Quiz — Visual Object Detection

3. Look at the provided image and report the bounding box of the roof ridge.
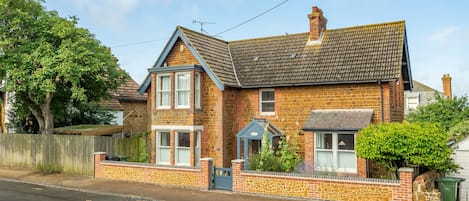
[326,20,406,32]
[176,25,228,43]
[228,32,308,43]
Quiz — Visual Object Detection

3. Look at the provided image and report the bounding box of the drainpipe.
[378,80,384,123]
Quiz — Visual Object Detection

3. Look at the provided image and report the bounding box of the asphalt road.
[0,179,152,201]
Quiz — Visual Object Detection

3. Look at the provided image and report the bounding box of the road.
[0,179,152,201]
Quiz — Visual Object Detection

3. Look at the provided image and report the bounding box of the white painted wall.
[451,138,469,201]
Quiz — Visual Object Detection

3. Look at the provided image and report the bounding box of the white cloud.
[71,0,140,31]
[428,25,462,43]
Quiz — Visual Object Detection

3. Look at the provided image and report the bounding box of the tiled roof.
[177,21,406,88]
[303,109,373,131]
[102,78,147,110]
[179,26,239,87]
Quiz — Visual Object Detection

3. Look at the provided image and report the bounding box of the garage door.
[452,150,469,201]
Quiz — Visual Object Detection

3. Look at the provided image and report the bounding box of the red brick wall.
[122,101,147,135]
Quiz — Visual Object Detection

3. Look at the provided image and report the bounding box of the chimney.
[441,74,452,98]
[307,6,327,42]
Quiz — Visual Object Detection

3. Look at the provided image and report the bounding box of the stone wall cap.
[94,152,107,155]
[232,159,245,163]
[398,167,414,172]
[200,158,213,161]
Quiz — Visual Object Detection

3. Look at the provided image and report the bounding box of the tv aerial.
[192,20,215,34]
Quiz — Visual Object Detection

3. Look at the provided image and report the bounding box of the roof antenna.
[192,20,215,34]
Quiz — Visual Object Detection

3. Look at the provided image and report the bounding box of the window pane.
[178,91,190,106]
[159,132,170,146]
[177,74,189,90]
[161,92,170,106]
[177,148,190,164]
[316,133,332,149]
[159,148,170,163]
[338,134,354,150]
[261,91,274,101]
[161,76,170,90]
[178,132,190,147]
[316,150,333,170]
[261,102,274,112]
[338,151,356,170]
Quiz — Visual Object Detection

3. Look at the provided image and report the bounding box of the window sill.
[156,106,171,110]
[260,112,275,116]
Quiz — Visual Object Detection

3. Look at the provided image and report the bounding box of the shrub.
[36,163,62,174]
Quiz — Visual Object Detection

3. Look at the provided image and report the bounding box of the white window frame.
[406,96,419,111]
[195,72,201,109]
[194,131,201,167]
[175,131,191,166]
[314,132,356,173]
[156,74,171,109]
[259,88,275,116]
[175,72,191,109]
[156,131,171,165]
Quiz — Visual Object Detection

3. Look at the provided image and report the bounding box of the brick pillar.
[232,159,244,193]
[150,130,156,164]
[397,167,414,201]
[303,132,314,173]
[94,152,106,178]
[199,158,213,190]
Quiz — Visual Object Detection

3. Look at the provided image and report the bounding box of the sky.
[43,0,469,96]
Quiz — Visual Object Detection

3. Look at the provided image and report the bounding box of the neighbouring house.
[404,74,452,115]
[139,6,412,177]
[103,78,148,136]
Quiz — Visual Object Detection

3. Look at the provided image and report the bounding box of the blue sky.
[43,0,469,96]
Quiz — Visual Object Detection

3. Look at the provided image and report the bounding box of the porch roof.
[236,118,283,140]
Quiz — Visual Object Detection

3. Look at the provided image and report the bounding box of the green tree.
[356,122,456,179]
[448,120,469,141]
[0,0,128,134]
[406,94,469,131]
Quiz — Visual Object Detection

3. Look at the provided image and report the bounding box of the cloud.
[71,0,140,31]
[428,25,462,43]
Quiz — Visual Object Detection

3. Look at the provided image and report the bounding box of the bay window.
[157,131,170,165]
[315,132,356,173]
[195,73,201,109]
[176,132,190,166]
[156,74,171,109]
[175,72,190,108]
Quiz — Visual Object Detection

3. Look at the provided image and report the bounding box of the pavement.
[0,167,295,201]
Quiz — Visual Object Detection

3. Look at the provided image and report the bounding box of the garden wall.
[94,152,211,189]
[232,160,413,201]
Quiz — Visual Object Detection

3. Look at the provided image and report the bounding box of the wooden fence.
[0,134,147,176]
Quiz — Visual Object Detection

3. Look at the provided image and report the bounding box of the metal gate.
[212,166,232,191]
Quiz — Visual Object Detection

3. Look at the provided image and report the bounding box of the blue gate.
[211,166,232,191]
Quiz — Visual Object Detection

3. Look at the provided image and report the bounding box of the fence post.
[398,167,414,201]
[231,159,244,193]
[200,158,213,190]
[94,152,107,178]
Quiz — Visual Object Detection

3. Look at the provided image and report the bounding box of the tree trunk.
[40,92,54,134]
[27,92,54,134]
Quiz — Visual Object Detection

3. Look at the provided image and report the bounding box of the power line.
[111,38,169,48]
[214,0,289,37]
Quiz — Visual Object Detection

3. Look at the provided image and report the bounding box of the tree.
[406,94,469,131]
[448,120,469,141]
[356,122,456,179]
[0,0,128,134]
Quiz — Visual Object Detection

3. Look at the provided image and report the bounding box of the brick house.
[139,6,412,177]
[104,78,148,136]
